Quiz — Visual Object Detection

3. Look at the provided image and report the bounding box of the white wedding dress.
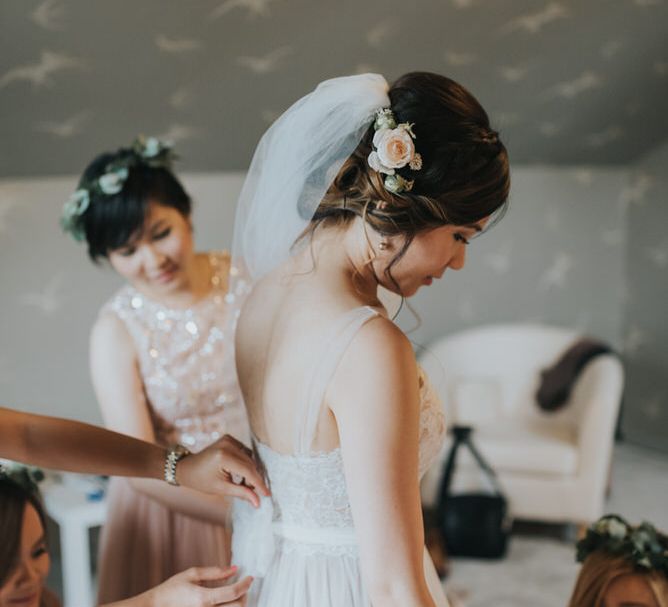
[233,306,449,606]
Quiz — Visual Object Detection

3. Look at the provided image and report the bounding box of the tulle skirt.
[247,541,449,607]
[96,478,231,603]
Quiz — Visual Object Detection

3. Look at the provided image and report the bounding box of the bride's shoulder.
[339,314,416,380]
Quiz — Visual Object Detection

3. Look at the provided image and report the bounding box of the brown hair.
[568,552,668,607]
[299,71,510,290]
[0,477,48,587]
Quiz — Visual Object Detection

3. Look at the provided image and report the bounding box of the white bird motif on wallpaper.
[545,207,561,231]
[654,61,668,76]
[573,169,594,185]
[642,395,664,422]
[157,124,198,144]
[31,0,65,31]
[0,51,84,89]
[366,19,397,49]
[19,275,65,316]
[211,0,275,19]
[646,241,668,269]
[236,46,292,74]
[501,2,568,34]
[619,172,653,208]
[624,325,648,355]
[549,71,603,99]
[457,295,476,322]
[493,111,520,127]
[539,122,561,137]
[0,358,10,386]
[34,111,91,138]
[155,35,203,53]
[499,65,529,82]
[585,125,623,148]
[261,109,281,124]
[0,198,19,233]
[539,252,573,290]
[600,40,623,60]
[169,86,195,110]
[601,228,624,247]
[354,63,380,75]
[484,242,512,275]
[444,50,477,67]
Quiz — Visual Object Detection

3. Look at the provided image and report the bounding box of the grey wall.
[621,143,668,451]
[2,0,668,175]
[397,166,629,348]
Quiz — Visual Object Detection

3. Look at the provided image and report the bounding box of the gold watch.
[164,444,191,486]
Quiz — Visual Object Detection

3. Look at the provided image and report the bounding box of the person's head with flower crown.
[299,71,510,299]
[61,136,202,301]
[568,515,668,607]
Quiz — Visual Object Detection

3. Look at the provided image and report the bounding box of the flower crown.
[61,135,175,242]
[367,108,422,194]
[576,514,668,577]
[0,460,44,495]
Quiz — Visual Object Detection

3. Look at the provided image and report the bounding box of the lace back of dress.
[294,306,378,454]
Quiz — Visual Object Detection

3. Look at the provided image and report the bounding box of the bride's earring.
[379,240,389,251]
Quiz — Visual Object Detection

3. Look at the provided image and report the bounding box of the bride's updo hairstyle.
[71,144,191,262]
[310,71,510,275]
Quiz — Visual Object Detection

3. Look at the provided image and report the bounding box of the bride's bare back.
[235,236,382,454]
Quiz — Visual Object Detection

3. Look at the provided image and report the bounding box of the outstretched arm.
[0,407,268,505]
[329,317,436,607]
[102,566,252,607]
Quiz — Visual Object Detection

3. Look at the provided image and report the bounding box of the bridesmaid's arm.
[0,408,267,505]
[89,313,240,523]
[330,317,436,607]
[100,566,252,607]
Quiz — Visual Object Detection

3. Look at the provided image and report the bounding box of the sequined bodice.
[101,252,248,451]
[257,367,446,534]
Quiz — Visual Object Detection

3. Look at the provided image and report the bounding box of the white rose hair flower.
[367,108,422,194]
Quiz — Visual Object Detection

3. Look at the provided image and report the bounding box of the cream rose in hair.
[368,126,416,175]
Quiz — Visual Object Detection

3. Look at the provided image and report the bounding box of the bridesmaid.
[60,137,249,603]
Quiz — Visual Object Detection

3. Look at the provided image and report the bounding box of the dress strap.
[295,306,379,454]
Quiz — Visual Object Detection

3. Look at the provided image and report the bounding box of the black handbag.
[437,425,512,559]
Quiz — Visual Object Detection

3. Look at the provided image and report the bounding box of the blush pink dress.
[95,251,249,604]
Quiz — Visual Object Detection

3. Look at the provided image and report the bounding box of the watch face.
[174,444,190,459]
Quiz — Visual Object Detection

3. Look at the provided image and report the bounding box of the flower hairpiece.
[61,135,175,242]
[576,514,668,577]
[367,108,422,194]
[0,460,44,495]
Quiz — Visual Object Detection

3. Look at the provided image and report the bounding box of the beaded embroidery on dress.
[232,306,448,606]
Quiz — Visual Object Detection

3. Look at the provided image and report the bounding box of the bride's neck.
[309,220,381,304]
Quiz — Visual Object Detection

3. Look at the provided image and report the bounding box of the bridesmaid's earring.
[379,240,389,251]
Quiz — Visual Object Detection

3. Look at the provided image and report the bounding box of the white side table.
[42,477,108,607]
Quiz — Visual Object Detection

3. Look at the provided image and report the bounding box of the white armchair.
[420,323,624,526]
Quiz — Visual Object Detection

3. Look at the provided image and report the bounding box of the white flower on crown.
[142,137,162,158]
[98,167,129,195]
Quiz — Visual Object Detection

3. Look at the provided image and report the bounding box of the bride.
[230,72,510,606]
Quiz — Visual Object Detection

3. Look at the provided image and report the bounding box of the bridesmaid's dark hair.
[76,149,192,262]
[0,477,48,586]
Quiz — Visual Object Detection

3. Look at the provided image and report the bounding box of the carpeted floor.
[442,442,668,607]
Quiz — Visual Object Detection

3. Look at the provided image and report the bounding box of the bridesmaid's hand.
[143,566,251,607]
[177,435,270,507]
